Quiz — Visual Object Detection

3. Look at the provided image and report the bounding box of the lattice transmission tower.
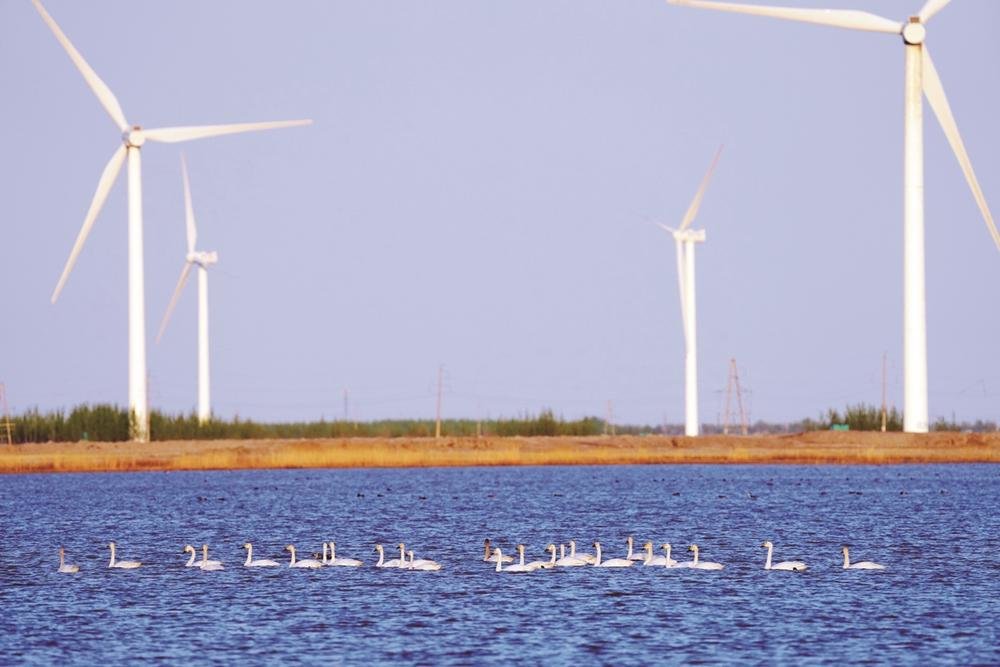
[723,359,749,435]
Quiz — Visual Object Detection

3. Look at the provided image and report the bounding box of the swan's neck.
[644,544,652,563]
[569,542,577,557]
[322,542,328,564]
[560,544,566,559]
[289,547,297,565]
[60,550,65,568]
[765,545,773,569]
[842,550,850,568]
[244,545,253,566]
[399,545,406,560]
[330,543,337,560]
[665,544,672,561]
[109,544,116,567]
[201,545,209,564]
[186,550,195,567]
[594,544,602,565]
[692,548,699,565]
[495,550,502,572]
[519,549,526,566]
[549,549,556,565]
[626,539,634,558]
[484,542,491,560]
[376,548,384,567]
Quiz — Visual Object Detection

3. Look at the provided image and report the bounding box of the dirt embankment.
[0,431,997,474]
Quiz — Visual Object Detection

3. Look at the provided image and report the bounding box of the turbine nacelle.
[673,228,706,244]
[902,18,926,45]
[187,250,219,267]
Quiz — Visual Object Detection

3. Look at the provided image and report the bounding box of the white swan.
[519,544,555,570]
[326,541,363,567]
[374,544,405,568]
[625,536,646,562]
[528,544,557,570]
[285,544,323,569]
[183,545,200,567]
[641,541,668,566]
[686,544,724,570]
[483,538,513,563]
[494,547,533,573]
[199,544,224,570]
[58,547,79,573]
[842,546,885,570]
[659,543,681,568]
[405,550,442,571]
[592,541,634,567]
[568,540,597,564]
[555,543,588,567]
[108,542,141,569]
[762,541,807,571]
[243,542,280,567]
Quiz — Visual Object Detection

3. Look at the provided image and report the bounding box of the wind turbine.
[33,0,312,441]
[659,145,724,437]
[668,0,1000,433]
[156,156,217,424]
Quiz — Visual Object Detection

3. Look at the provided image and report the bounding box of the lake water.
[1,464,998,664]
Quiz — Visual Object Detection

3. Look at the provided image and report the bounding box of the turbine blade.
[51,144,127,303]
[675,239,689,345]
[679,145,724,232]
[143,119,313,144]
[918,0,951,24]
[666,0,902,35]
[922,48,1000,252]
[156,262,194,343]
[31,0,129,131]
[181,154,197,254]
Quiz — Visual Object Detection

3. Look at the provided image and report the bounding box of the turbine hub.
[188,251,219,267]
[123,126,145,148]
[902,19,926,46]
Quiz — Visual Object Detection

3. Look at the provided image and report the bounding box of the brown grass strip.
[0,432,997,475]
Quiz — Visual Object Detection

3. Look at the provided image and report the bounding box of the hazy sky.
[1,1,998,426]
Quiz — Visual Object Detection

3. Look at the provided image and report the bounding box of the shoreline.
[1,431,997,474]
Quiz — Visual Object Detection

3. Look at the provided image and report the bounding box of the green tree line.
[1,403,993,444]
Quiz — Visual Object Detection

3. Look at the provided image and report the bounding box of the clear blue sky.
[1,1,997,426]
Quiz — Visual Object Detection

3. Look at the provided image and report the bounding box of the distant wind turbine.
[156,156,217,424]
[668,0,1000,433]
[659,145,724,437]
[33,0,312,440]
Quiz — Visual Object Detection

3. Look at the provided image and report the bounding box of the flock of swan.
[55,537,885,574]
[481,537,885,572]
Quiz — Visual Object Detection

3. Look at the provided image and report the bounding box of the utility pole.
[881,352,888,432]
[723,359,749,436]
[605,400,616,436]
[0,383,13,445]
[435,365,443,439]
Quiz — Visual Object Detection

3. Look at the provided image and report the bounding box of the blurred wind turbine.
[156,156,217,424]
[33,0,312,440]
[668,0,1000,433]
[659,145,724,437]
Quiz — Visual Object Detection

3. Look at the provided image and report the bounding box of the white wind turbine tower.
[156,156,217,424]
[33,0,312,441]
[659,145,724,437]
[668,0,1000,433]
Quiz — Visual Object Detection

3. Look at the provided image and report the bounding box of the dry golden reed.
[0,432,997,475]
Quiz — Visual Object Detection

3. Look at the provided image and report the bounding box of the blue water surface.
[1,464,998,665]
